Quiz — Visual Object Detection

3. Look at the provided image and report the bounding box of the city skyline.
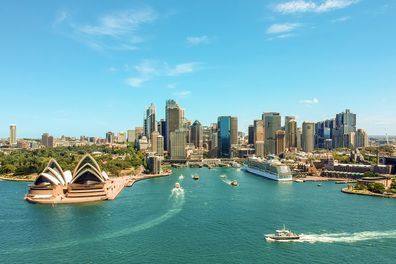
[1,0,396,137]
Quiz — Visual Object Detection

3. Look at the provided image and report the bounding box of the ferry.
[243,156,292,182]
[265,226,300,242]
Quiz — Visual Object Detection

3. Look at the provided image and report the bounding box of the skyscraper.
[333,109,357,148]
[156,135,164,156]
[284,116,295,147]
[150,131,160,153]
[144,103,157,139]
[218,116,232,158]
[302,122,315,153]
[170,129,187,160]
[248,125,254,145]
[287,119,297,149]
[106,132,114,144]
[41,133,49,147]
[275,130,286,155]
[355,128,369,148]
[117,132,126,144]
[166,99,183,151]
[190,120,203,149]
[263,112,281,155]
[9,124,16,146]
[127,129,136,143]
[230,117,238,145]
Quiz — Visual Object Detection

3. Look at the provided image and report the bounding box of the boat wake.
[297,230,396,244]
[220,174,232,185]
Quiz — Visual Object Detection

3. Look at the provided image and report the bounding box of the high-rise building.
[158,119,166,137]
[144,103,157,139]
[166,99,183,151]
[106,132,114,144]
[156,135,164,156]
[150,131,160,153]
[284,116,295,147]
[48,136,54,148]
[230,117,238,145]
[135,127,144,140]
[202,126,211,150]
[147,155,163,174]
[333,109,357,148]
[127,130,135,143]
[297,127,302,150]
[255,141,265,158]
[263,112,281,155]
[275,130,286,155]
[302,122,315,153]
[287,119,297,149]
[355,129,369,149]
[41,133,49,147]
[248,125,254,145]
[315,121,332,148]
[170,129,187,160]
[344,132,356,149]
[218,116,232,158]
[117,132,126,144]
[190,120,203,149]
[9,124,16,146]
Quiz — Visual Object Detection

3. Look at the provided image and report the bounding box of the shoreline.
[341,188,396,199]
[294,176,353,182]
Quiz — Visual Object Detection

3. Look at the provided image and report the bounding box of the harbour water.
[1,168,396,263]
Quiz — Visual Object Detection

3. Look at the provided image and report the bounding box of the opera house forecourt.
[25,154,129,204]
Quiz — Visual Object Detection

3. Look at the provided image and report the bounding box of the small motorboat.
[192,174,200,180]
[175,182,181,189]
[317,184,322,187]
[230,180,238,187]
[295,179,304,183]
[265,226,300,242]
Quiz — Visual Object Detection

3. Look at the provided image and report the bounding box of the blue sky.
[1,0,395,138]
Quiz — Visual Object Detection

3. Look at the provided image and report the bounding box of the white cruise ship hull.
[243,166,292,182]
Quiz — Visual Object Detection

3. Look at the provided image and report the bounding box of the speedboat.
[230,180,238,187]
[265,226,300,241]
[192,174,199,180]
[175,182,181,189]
[295,179,304,183]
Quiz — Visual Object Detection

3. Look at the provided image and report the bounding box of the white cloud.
[187,35,209,46]
[125,61,202,88]
[126,77,148,88]
[173,90,191,98]
[78,8,157,37]
[167,62,202,76]
[274,0,359,14]
[300,98,320,105]
[331,16,350,23]
[53,11,69,26]
[58,8,157,51]
[266,23,302,34]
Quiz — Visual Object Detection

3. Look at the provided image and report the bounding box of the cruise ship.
[243,156,292,181]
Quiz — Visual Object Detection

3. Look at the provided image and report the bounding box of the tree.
[367,183,385,194]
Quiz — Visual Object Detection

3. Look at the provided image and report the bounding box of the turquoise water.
[1,168,396,264]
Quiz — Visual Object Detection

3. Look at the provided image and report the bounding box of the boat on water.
[230,180,238,187]
[175,182,181,189]
[265,226,300,242]
[295,179,304,183]
[192,174,200,180]
[231,161,241,168]
[243,156,292,182]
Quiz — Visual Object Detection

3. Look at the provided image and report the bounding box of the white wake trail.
[298,230,396,244]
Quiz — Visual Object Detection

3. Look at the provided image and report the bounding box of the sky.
[1,0,395,138]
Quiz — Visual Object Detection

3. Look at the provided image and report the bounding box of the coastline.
[294,176,352,182]
[341,188,396,199]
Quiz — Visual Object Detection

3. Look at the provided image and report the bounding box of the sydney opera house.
[25,154,125,204]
